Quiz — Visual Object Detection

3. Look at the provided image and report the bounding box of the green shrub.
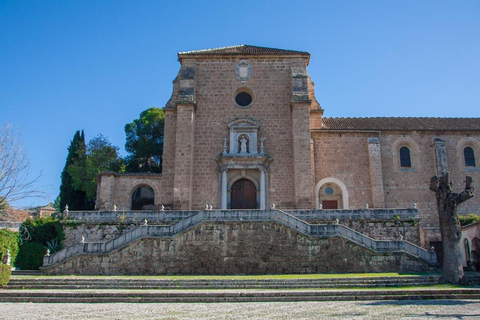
[0,229,19,265]
[459,214,480,227]
[0,264,12,286]
[15,242,46,270]
[21,217,65,248]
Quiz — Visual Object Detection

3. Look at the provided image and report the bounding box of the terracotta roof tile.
[178,45,309,56]
[319,117,480,131]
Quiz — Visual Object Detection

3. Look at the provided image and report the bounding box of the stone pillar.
[173,104,196,209]
[291,101,314,208]
[368,137,385,208]
[96,173,115,210]
[260,168,266,210]
[221,169,228,209]
[160,108,177,207]
[434,138,448,174]
[290,66,314,209]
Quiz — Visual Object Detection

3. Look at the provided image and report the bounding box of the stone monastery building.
[44,45,480,274]
[97,45,480,247]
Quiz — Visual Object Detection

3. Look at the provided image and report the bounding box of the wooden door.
[322,200,338,209]
[231,179,257,209]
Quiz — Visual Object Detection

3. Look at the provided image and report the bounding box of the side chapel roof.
[319,117,480,131]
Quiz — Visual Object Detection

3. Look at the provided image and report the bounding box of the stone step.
[0,289,479,303]
[6,282,437,290]
[11,270,43,276]
[6,276,439,289]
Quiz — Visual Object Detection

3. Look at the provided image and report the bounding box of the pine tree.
[59,130,88,211]
[124,107,165,173]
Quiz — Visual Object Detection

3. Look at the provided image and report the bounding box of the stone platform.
[43,209,434,275]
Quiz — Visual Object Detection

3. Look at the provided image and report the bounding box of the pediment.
[227,118,260,129]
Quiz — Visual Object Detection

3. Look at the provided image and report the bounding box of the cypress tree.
[59,130,88,211]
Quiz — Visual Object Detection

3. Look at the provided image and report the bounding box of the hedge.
[15,241,46,270]
[459,214,480,227]
[15,217,65,270]
[21,217,65,247]
[0,229,19,266]
[0,264,12,286]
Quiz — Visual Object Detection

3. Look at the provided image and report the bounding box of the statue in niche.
[239,136,248,153]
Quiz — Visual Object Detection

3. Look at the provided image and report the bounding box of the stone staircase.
[2,275,480,302]
[43,210,436,269]
[2,289,480,303]
[6,276,440,290]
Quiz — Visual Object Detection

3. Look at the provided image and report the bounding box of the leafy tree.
[53,195,62,213]
[124,107,165,173]
[59,130,88,211]
[68,134,124,204]
[0,123,45,217]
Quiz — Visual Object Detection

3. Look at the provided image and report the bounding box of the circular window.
[325,187,334,195]
[232,87,255,108]
[235,92,252,107]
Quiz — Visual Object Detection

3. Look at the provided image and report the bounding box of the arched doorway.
[315,178,348,209]
[231,179,257,209]
[131,185,155,210]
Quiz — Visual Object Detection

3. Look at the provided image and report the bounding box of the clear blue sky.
[1,0,479,208]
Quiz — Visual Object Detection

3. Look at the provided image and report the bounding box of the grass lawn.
[12,272,441,280]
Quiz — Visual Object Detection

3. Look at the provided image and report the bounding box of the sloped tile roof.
[319,117,480,131]
[179,45,309,56]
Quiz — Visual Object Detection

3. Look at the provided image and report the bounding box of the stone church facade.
[96,45,480,250]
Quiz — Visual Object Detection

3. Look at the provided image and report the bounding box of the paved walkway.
[1,300,480,319]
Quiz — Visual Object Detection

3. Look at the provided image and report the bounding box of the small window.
[399,146,411,167]
[235,92,252,107]
[325,187,333,195]
[464,147,476,167]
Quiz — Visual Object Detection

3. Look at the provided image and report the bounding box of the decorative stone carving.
[239,136,248,153]
[4,249,11,265]
[260,137,266,154]
[235,60,252,82]
[223,138,228,155]
[227,118,260,155]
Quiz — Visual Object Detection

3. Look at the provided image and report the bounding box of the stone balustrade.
[64,208,418,223]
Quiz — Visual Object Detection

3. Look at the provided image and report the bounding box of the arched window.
[399,146,411,168]
[464,147,476,167]
[131,185,155,210]
[464,238,471,266]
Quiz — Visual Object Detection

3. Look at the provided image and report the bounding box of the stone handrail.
[44,209,436,268]
[64,210,198,223]
[274,209,436,264]
[44,211,207,267]
[64,208,418,223]
[285,208,419,221]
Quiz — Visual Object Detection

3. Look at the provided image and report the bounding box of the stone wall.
[311,131,480,246]
[96,173,163,210]
[64,223,139,247]
[187,58,303,209]
[47,221,430,275]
